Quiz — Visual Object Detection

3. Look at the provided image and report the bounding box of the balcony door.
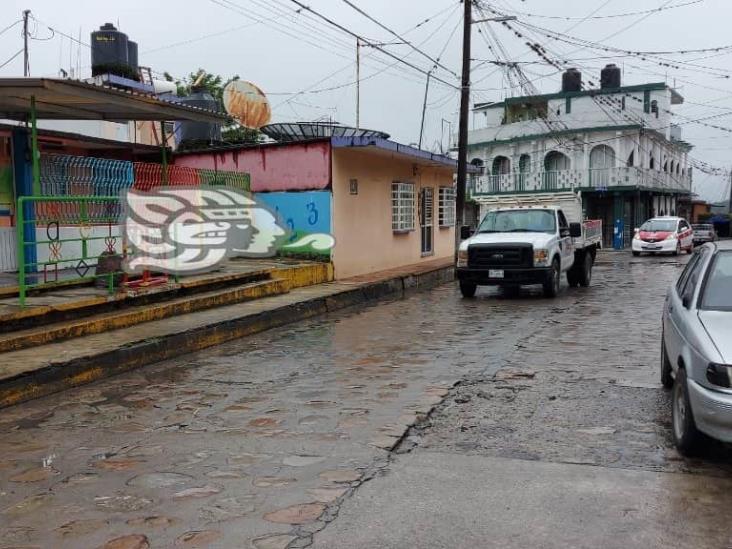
[589,145,616,190]
[544,151,570,190]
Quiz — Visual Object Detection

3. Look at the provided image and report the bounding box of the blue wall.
[254,191,332,255]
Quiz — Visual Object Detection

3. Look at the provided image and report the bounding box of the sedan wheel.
[672,368,702,456]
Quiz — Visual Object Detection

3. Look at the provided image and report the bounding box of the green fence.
[17,195,124,306]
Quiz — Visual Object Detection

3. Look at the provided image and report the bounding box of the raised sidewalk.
[0,257,454,408]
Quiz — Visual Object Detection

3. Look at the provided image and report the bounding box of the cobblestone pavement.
[0,263,550,548]
[313,252,732,549]
[3,252,730,548]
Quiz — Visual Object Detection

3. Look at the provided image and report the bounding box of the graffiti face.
[123,187,289,274]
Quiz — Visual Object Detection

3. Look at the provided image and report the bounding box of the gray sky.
[2,0,730,203]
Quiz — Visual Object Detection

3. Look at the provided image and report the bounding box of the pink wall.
[175,141,331,192]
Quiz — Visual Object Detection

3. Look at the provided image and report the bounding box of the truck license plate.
[489,269,504,279]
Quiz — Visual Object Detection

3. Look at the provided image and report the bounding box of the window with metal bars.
[438,186,455,227]
[391,182,415,232]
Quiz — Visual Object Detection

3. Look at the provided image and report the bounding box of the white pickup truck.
[457,192,603,298]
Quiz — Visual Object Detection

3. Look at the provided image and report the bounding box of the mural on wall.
[254,191,331,257]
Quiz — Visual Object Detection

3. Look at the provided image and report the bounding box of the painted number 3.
[306,202,318,226]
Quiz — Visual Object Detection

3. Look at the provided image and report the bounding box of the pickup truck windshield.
[701,252,732,310]
[478,210,556,234]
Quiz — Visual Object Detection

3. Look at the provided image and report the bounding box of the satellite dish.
[223,80,272,130]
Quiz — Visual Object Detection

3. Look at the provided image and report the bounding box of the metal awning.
[0,78,225,123]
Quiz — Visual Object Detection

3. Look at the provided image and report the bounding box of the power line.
[283,0,459,90]
[0,19,22,37]
[0,49,24,71]
[502,0,702,21]
[338,0,459,78]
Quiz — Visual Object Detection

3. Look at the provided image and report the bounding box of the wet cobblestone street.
[2,252,731,548]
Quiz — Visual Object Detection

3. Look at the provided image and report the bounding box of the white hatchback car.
[632,216,694,256]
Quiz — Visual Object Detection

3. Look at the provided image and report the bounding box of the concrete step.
[0,278,290,353]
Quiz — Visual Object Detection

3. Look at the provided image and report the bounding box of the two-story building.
[467,65,693,247]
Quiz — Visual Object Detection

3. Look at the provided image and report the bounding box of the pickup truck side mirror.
[460,226,474,240]
[682,293,692,309]
[569,222,582,238]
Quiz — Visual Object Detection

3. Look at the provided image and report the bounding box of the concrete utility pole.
[455,7,517,250]
[22,10,30,77]
[356,38,360,130]
[419,71,432,150]
[455,0,472,250]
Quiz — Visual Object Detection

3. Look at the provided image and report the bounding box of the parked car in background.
[692,223,717,246]
[661,241,732,455]
[632,216,694,256]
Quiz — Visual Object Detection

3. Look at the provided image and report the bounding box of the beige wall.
[331,148,455,279]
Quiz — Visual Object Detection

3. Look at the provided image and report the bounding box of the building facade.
[467,67,693,247]
[175,137,458,279]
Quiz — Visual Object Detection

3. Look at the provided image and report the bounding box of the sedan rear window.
[641,219,676,232]
[693,224,713,231]
[701,252,732,310]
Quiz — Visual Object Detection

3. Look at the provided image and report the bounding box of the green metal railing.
[17,196,124,307]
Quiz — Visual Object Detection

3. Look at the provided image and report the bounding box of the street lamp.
[473,15,518,24]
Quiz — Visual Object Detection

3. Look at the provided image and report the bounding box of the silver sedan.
[661,240,732,455]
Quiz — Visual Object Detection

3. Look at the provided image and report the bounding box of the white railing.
[474,167,691,195]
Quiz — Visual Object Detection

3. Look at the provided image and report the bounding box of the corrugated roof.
[0,78,226,123]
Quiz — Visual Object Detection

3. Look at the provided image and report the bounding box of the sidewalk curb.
[0,264,455,408]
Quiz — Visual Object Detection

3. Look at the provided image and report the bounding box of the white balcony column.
[509,144,518,191]
[614,131,623,169]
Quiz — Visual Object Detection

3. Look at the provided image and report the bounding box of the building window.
[565,97,572,114]
[438,186,456,227]
[349,179,358,195]
[391,182,415,232]
[643,90,651,113]
[651,100,659,118]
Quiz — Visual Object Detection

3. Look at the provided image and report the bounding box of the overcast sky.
[1,0,730,203]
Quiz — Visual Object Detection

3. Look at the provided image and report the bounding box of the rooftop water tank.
[601,64,622,89]
[561,68,582,93]
[91,23,129,77]
[127,40,138,73]
[176,87,222,149]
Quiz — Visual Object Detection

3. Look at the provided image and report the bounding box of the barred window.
[391,182,415,232]
[438,186,456,227]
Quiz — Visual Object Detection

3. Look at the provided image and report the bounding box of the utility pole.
[419,71,432,150]
[455,0,472,250]
[22,10,30,77]
[356,38,360,130]
[455,9,517,249]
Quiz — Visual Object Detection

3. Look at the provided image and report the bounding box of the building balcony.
[472,167,692,196]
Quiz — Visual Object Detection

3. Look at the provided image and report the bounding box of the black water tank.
[127,40,138,73]
[176,88,222,147]
[561,68,582,93]
[601,64,621,89]
[91,23,129,77]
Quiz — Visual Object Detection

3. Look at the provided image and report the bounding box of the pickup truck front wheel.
[543,259,561,298]
[459,281,477,298]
